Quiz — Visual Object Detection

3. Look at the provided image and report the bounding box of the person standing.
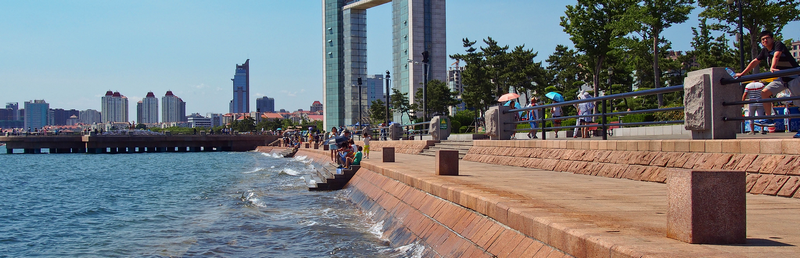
[526,97,540,139]
[734,31,800,128]
[362,133,371,159]
[551,102,563,138]
[743,81,768,135]
[573,91,595,138]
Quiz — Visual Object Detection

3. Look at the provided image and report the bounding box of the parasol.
[545,92,564,102]
[497,93,520,102]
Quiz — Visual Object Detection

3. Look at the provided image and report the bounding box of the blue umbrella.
[545,92,564,102]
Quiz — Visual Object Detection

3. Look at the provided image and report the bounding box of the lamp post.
[408,51,430,121]
[422,51,429,121]
[358,77,362,132]
[385,71,391,126]
[727,0,746,71]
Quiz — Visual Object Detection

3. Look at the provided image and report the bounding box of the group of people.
[327,126,371,169]
[514,92,594,139]
[734,31,800,137]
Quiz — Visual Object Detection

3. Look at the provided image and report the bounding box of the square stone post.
[485,105,515,140]
[383,147,395,162]
[667,169,746,244]
[435,150,459,175]
[683,67,741,139]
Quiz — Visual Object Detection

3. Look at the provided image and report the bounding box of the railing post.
[684,67,740,139]
[602,99,608,140]
[540,107,546,140]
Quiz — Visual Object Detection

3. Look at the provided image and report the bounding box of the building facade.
[256,96,275,113]
[50,108,80,126]
[79,109,102,125]
[101,91,129,123]
[0,102,23,129]
[322,0,446,128]
[230,59,250,114]
[162,91,186,123]
[447,65,465,115]
[138,92,159,124]
[365,74,385,109]
[24,100,49,130]
[791,41,799,63]
[311,101,324,113]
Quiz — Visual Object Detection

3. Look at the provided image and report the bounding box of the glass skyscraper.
[323,0,445,128]
[230,59,250,114]
[24,100,49,131]
[256,96,275,113]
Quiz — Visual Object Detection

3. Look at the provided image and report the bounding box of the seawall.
[256,146,570,257]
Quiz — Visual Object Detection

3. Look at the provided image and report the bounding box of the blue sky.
[1,1,797,115]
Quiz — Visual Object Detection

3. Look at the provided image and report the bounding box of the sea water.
[0,146,419,257]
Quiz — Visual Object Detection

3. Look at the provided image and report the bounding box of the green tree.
[506,45,548,101]
[683,17,738,70]
[450,38,495,117]
[368,99,387,125]
[619,0,694,107]
[546,45,587,93]
[698,0,800,72]
[561,0,635,100]
[413,79,460,118]
[256,118,282,131]
[391,88,414,122]
[481,37,511,97]
[231,116,255,132]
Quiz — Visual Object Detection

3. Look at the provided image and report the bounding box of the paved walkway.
[359,152,800,257]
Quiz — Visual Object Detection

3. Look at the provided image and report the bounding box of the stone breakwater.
[465,139,800,198]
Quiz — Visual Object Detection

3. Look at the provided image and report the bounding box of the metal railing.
[364,120,432,140]
[720,67,800,122]
[506,85,685,140]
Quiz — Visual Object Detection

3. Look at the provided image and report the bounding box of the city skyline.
[1,1,799,115]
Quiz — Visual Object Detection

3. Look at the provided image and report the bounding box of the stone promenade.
[354,150,800,257]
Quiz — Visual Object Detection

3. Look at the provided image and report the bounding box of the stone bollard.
[666,169,746,244]
[383,147,395,162]
[313,143,319,149]
[323,144,329,150]
[683,67,741,139]
[435,150,459,175]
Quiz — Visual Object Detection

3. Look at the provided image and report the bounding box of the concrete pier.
[0,134,278,154]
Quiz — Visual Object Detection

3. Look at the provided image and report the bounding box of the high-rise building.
[447,65,465,115]
[365,74,385,109]
[50,108,80,126]
[5,102,20,121]
[256,96,275,113]
[0,102,23,129]
[101,91,129,123]
[66,115,79,126]
[162,91,186,123]
[24,100,49,130]
[322,0,446,128]
[79,109,102,125]
[791,41,799,63]
[311,101,324,113]
[230,59,250,114]
[138,92,159,124]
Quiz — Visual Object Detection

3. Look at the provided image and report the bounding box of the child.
[345,146,363,168]
[362,133,371,159]
[743,81,767,135]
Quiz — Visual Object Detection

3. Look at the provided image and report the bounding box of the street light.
[385,70,391,126]
[727,0,746,71]
[358,77,362,132]
[408,50,430,121]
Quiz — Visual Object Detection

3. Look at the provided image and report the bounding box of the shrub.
[459,126,468,133]
[450,120,461,133]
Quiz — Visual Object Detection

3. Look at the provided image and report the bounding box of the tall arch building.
[322,0,446,129]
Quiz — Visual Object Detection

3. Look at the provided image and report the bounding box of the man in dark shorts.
[735,31,800,122]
